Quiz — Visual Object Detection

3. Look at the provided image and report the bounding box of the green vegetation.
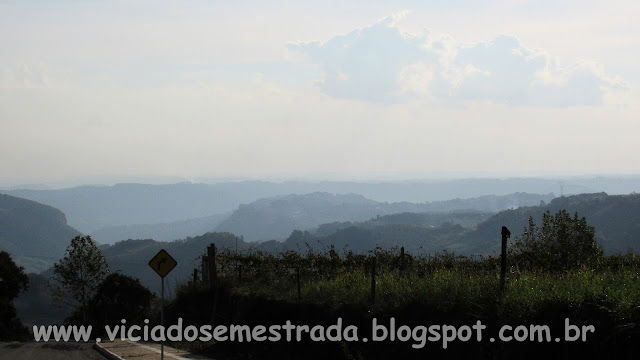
[51,235,110,324]
[461,192,640,254]
[215,247,640,322]
[510,209,604,271]
[156,208,640,359]
[14,273,72,326]
[210,209,611,313]
[42,235,155,330]
[167,237,640,359]
[0,251,29,340]
[183,210,636,333]
[67,272,155,333]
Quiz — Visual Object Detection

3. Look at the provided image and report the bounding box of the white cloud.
[452,36,629,106]
[288,14,435,104]
[290,15,629,107]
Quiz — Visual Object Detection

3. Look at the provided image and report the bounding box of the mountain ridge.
[5,176,638,234]
[0,193,80,273]
[216,192,556,242]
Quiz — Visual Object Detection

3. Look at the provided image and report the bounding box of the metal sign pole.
[148,248,177,360]
[161,277,164,360]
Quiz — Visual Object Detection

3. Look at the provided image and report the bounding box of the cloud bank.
[289,14,628,107]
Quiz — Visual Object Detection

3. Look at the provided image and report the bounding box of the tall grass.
[216,248,640,322]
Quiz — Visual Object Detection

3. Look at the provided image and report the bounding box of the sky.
[1,0,639,185]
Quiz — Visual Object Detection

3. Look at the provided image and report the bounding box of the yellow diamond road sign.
[149,249,177,278]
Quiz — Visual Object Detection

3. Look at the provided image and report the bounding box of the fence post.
[400,247,405,272]
[208,244,217,288]
[500,226,511,292]
[370,257,376,304]
[193,268,198,284]
[296,268,301,301]
[208,243,219,326]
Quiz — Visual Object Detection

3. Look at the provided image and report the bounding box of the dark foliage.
[510,210,604,271]
[0,251,29,340]
[52,235,109,324]
[66,273,154,332]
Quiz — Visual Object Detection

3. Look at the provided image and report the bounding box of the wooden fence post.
[296,268,301,301]
[370,257,376,304]
[208,243,219,326]
[500,226,511,291]
[208,244,217,288]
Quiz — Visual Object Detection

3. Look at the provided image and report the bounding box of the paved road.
[98,339,213,359]
[0,341,106,360]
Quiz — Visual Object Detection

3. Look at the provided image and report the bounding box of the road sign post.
[149,249,177,360]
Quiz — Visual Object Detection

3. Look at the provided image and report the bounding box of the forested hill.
[0,194,80,273]
[455,193,640,255]
[275,193,640,257]
[2,177,603,234]
[215,192,555,242]
[100,193,640,293]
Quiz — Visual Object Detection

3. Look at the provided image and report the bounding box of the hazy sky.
[1,0,639,183]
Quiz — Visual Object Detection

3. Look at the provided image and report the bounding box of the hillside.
[2,182,270,234]
[98,210,489,291]
[278,193,640,256]
[0,194,80,273]
[215,192,384,242]
[100,232,246,293]
[216,192,555,242]
[94,193,640,293]
[89,213,229,244]
[285,222,470,255]
[5,176,632,234]
[456,193,640,255]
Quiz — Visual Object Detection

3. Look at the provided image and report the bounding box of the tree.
[510,210,604,271]
[66,273,154,330]
[52,235,109,324]
[0,251,29,340]
[92,273,153,327]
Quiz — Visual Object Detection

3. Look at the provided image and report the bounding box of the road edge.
[93,342,126,360]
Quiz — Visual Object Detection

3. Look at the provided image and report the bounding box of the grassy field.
[210,248,640,323]
[163,248,640,359]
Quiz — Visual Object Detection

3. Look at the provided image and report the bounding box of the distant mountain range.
[97,192,640,293]
[2,187,640,297]
[0,188,554,274]
[284,192,640,256]
[215,192,556,242]
[3,176,639,237]
[5,183,640,329]
[89,214,229,244]
[3,177,640,289]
